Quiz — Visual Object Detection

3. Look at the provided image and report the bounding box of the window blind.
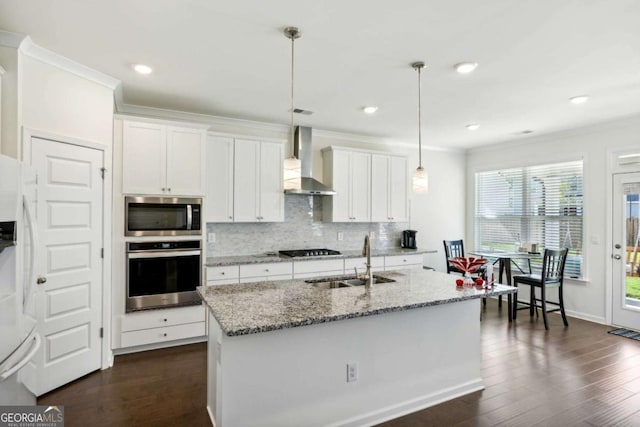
[475,160,584,278]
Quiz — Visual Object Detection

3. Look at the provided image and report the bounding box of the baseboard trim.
[327,379,484,427]
[206,405,217,427]
[564,310,607,325]
[112,336,207,355]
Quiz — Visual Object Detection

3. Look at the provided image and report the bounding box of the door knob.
[613,254,622,260]
[37,276,47,284]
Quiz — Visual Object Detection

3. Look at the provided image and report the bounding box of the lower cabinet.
[293,259,345,279]
[120,305,206,348]
[384,254,424,270]
[239,262,293,283]
[206,265,240,285]
[344,256,385,274]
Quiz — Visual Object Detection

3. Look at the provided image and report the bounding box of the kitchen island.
[198,269,516,427]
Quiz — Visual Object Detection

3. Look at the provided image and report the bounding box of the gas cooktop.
[279,249,342,258]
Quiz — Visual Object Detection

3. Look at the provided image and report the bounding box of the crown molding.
[116,103,460,152]
[18,36,120,90]
[0,30,27,48]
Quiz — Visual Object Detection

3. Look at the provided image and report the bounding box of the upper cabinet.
[205,134,284,223]
[122,120,206,196]
[323,147,408,223]
[371,154,408,222]
[322,147,371,222]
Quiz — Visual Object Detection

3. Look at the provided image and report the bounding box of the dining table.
[467,250,543,321]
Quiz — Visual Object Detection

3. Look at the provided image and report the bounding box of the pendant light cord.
[417,65,422,169]
[290,32,296,158]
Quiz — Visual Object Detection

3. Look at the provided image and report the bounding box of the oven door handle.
[186,204,193,230]
[128,250,202,259]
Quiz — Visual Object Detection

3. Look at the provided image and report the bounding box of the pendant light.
[283,26,302,191]
[412,61,428,194]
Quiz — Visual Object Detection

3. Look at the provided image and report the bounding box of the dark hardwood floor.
[39,300,640,426]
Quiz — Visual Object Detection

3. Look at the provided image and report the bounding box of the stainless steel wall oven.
[125,196,202,237]
[126,240,202,312]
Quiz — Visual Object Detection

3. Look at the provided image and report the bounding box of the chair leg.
[498,295,502,308]
[507,293,512,322]
[483,297,487,306]
[529,285,535,318]
[512,282,518,320]
[541,285,549,330]
[559,285,569,327]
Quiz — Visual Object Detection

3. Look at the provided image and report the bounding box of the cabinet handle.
[163,333,167,337]
[161,188,166,192]
[221,272,225,275]
[228,216,232,219]
[167,188,171,192]
[265,269,269,272]
[163,318,167,322]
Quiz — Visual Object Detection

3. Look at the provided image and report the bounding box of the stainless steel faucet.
[362,234,373,289]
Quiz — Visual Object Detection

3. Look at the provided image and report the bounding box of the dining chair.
[512,248,569,330]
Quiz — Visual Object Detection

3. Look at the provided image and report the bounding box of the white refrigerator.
[0,154,40,405]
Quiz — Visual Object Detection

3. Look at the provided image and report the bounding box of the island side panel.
[207,299,483,427]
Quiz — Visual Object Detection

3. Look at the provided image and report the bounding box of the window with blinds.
[475,160,584,278]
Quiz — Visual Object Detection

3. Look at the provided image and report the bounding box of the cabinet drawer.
[344,256,384,273]
[121,322,205,348]
[121,305,205,332]
[385,254,423,269]
[293,259,345,277]
[240,262,292,278]
[206,265,240,282]
[239,274,292,284]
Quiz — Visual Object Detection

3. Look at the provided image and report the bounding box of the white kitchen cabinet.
[239,262,293,283]
[384,254,423,270]
[293,259,345,279]
[233,139,284,222]
[371,154,408,222]
[206,265,240,285]
[344,256,385,274]
[205,136,234,222]
[122,119,206,196]
[120,305,206,348]
[322,147,371,222]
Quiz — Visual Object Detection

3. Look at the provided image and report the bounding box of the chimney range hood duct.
[284,126,336,195]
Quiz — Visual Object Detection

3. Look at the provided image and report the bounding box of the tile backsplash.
[206,195,409,257]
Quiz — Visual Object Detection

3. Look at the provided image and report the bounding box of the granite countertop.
[197,269,516,337]
[205,247,437,267]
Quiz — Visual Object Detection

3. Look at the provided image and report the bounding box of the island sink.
[304,274,395,289]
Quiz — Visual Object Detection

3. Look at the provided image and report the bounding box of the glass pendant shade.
[412,166,428,194]
[283,155,301,190]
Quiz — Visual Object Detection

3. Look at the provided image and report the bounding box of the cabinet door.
[350,151,371,222]
[205,136,234,222]
[388,156,408,222]
[233,139,260,222]
[258,141,284,222]
[327,150,351,222]
[371,154,390,222]
[166,126,206,196]
[122,121,166,194]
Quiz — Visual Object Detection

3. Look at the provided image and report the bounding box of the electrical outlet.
[337,232,344,241]
[208,232,216,243]
[346,362,358,382]
[370,231,376,240]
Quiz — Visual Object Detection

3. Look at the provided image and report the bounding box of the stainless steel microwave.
[125,196,202,237]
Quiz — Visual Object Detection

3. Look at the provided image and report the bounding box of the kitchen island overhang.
[199,269,516,427]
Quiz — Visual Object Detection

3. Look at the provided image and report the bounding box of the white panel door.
[233,139,260,222]
[350,151,371,222]
[371,154,390,222]
[122,121,165,195]
[258,141,284,222]
[388,155,408,222]
[166,126,205,196]
[612,172,640,330]
[24,137,103,396]
[205,136,234,222]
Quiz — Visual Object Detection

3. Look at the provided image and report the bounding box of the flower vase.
[463,272,474,288]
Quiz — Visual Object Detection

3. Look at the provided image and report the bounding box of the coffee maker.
[401,230,418,249]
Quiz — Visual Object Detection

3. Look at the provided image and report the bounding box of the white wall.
[466,115,640,323]
[0,45,18,158]
[19,53,114,149]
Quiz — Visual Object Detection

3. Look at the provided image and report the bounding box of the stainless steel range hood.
[284,126,336,195]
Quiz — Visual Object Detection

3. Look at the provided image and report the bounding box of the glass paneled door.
[612,172,640,330]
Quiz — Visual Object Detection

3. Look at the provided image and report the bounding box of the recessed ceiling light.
[454,62,478,74]
[133,64,153,75]
[569,95,589,104]
[466,123,480,131]
[363,106,378,114]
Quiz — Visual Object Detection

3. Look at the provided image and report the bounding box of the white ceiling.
[1,0,639,149]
